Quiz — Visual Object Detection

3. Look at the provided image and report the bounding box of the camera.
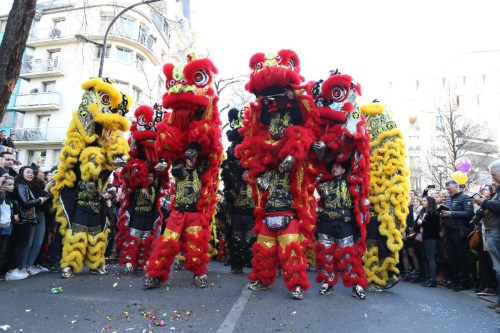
[470,208,486,226]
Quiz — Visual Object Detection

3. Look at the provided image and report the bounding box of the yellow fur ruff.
[361,102,410,286]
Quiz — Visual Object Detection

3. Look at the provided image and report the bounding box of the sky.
[1,0,498,101]
[189,0,500,101]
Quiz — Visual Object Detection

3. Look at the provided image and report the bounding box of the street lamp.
[98,0,161,78]
[74,34,103,47]
[75,0,161,77]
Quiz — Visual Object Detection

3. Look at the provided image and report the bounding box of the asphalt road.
[0,261,499,333]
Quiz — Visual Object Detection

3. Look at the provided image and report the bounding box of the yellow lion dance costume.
[360,100,410,291]
[51,78,131,278]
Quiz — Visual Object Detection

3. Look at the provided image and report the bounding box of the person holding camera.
[440,179,474,291]
[473,161,500,313]
[471,185,497,297]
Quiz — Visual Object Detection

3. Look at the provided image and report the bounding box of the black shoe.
[445,281,455,289]
[230,267,243,274]
[143,276,160,289]
[383,275,399,289]
[453,283,470,292]
[423,279,437,288]
[410,275,421,283]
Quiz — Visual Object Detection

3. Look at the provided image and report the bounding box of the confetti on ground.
[51,287,63,294]
[139,307,193,327]
[113,282,118,288]
[0,325,10,331]
[25,309,32,312]
[71,320,77,324]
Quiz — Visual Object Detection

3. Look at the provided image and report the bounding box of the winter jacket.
[15,183,43,224]
[443,191,474,231]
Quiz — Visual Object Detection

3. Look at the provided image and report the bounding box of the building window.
[96,45,111,59]
[37,114,51,128]
[118,16,135,38]
[0,19,7,33]
[157,78,164,98]
[116,47,132,64]
[132,86,142,104]
[28,150,46,167]
[437,156,447,168]
[135,54,145,69]
[47,49,61,70]
[43,81,56,93]
[139,24,148,44]
[410,176,421,193]
[435,115,443,130]
[114,80,129,93]
[49,17,65,38]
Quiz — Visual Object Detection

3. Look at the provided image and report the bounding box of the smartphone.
[428,185,436,189]
[437,205,451,212]
[469,193,482,199]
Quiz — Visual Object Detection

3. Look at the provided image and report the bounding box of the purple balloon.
[455,157,472,172]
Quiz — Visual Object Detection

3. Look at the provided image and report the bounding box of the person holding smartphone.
[21,165,53,276]
[6,166,48,280]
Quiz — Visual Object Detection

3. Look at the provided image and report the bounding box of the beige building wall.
[379,51,500,192]
[1,0,193,170]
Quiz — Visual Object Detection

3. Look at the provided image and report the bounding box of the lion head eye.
[99,93,111,105]
[254,62,263,72]
[167,79,176,88]
[193,70,209,86]
[331,85,347,102]
[137,114,146,126]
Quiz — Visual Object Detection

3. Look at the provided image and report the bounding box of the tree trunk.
[0,0,37,122]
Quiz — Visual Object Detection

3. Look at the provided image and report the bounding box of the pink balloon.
[455,157,471,172]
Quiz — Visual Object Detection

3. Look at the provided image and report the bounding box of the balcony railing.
[98,22,157,52]
[27,27,70,42]
[13,92,61,111]
[20,58,65,77]
[10,126,67,142]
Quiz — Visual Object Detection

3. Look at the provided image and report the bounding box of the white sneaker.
[5,269,29,281]
[35,265,49,273]
[27,266,41,276]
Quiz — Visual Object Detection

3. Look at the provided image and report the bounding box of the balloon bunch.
[452,157,472,185]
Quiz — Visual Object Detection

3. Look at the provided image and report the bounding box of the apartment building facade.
[380,51,500,192]
[0,0,193,170]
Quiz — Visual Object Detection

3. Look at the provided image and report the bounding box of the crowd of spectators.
[400,169,500,315]
[0,146,128,281]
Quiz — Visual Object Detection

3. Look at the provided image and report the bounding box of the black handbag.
[24,206,38,224]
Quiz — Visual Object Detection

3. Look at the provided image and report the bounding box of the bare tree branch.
[423,87,493,189]
[0,0,37,121]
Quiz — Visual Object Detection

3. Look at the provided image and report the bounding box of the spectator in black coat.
[440,179,474,291]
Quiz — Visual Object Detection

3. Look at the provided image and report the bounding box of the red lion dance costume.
[144,54,223,289]
[115,105,167,273]
[307,71,371,299]
[236,50,317,300]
